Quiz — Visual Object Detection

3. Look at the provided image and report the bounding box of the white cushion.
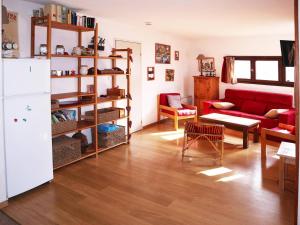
[212,102,235,109]
[264,109,289,119]
[167,95,182,108]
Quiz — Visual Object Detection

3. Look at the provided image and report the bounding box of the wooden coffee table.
[199,113,261,149]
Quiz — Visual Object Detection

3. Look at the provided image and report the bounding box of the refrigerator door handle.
[29,66,31,73]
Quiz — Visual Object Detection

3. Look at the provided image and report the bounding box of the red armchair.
[157,93,197,130]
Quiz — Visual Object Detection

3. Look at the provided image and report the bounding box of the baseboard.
[142,118,168,129]
[0,201,8,209]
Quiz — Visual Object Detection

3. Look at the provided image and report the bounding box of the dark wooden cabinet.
[193,76,219,115]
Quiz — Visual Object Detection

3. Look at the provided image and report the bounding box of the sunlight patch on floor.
[197,167,232,176]
[150,130,184,140]
[216,173,244,182]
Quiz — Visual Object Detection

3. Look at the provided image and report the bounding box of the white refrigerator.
[2,58,53,198]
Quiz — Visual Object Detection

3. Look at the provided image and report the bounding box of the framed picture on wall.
[147,67,155,81]
[175,51,179,61]
[165,69,174,81]
[155,43,171,64]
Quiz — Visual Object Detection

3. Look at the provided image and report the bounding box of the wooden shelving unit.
[31,15,132,170]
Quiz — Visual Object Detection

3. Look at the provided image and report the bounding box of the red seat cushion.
[177,108,196,116]
[162,108,196,116]
[241,100,266,115]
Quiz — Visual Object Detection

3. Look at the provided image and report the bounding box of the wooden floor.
[2,120,295,225]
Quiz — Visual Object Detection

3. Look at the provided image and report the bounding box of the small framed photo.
[147,67,155,81]
[86,84,95,93]
[165,69,174,81]
[175,51,179,61]
[155,43,171,64]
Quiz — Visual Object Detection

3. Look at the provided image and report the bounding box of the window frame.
[234,56,294,87]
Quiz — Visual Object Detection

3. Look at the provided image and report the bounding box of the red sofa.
[203,89,295,129]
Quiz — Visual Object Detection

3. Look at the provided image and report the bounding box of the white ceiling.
[24,0,294,39]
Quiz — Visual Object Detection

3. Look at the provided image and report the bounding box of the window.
[233,56,294,87]
[234,60,251,79]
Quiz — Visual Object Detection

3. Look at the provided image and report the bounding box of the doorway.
[115,40,142,133]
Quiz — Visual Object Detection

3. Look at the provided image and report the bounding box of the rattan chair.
[182,121,225,161]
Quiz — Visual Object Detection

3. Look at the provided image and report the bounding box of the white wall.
[0,1,8,205]
[188,35,295,98]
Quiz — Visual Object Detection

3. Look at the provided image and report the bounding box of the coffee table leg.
[253,126,259,143]
[243,128,249,149]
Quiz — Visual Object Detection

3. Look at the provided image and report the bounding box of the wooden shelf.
[98,73,130,76]
[51,101,95,111]
[51,92,95,100]
[97,97,127,103]
[32,15,132,170]
[51,74,130,79]
[33,17,95,32]
[98,56,127,60]
[81,116,129,124]
[53,149,97,170]
[98,116,128,124]
[51,54,96,58]
[51,75,94,79]
[52,120,95,138]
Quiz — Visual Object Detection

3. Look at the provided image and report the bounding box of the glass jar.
[40,44,47,55]
[80,65,88,75]
[56,45,65,55]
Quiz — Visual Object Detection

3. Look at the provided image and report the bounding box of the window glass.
[234,60,251,79]
[285,67,294,82]
[256,61,278,81]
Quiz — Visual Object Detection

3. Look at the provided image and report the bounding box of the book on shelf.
[56,5,62,22]
[41,4,95,28]
[61,6,68,23]
[44,4,57,21]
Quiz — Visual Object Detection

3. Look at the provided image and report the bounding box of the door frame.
[115,39,143,132]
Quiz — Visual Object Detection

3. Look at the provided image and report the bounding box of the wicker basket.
[85,107,124,123]
[93,125,126,148]
[52,136,81,168]
[52,120,77,135]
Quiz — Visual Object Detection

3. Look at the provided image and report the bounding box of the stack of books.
[43,4,96,28]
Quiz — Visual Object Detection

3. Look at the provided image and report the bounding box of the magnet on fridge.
[26,105,32,111]
[14,118,18,122]
[23,118,27,122]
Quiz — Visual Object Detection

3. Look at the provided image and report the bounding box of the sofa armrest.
[278,109,295,125]
[202,100,221,114]
[182,104,197,111]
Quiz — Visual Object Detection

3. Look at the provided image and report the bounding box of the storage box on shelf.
[84,107,125,123]
[107,88,126,98]
[52,136,81,169]
[52,120,77,135]
[93,124,126,149]
[31,16,132,169]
